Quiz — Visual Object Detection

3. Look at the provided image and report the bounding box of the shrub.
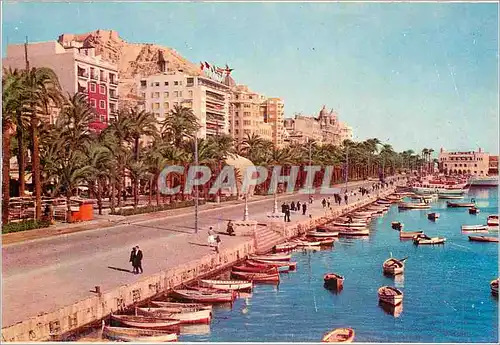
[2,220,52,234]
[110,199,206,216]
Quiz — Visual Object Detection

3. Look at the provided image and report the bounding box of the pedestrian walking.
[281,202,287,213]
[129,247,137,274]
[135,246,143,274]
[226,220,235,236]
[215,235,221,253]
[297,201,301,210]
[309,195,313,204]
[208,227,216,248]
[291,201,296,211]
[344,193,348,205]
[284,203,291,222]
[327,197,331,208]
[302,203,307,215]
[322,198,327,208]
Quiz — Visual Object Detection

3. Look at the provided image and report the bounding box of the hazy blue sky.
[2,2,498,154]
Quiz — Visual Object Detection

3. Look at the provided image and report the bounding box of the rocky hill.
[58,29,201,107]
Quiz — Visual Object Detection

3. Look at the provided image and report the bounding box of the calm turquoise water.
[181,187,499,343]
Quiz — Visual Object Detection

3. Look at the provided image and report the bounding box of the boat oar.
[400,256,409,262]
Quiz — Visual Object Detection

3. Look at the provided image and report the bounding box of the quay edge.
[1,188,395,342]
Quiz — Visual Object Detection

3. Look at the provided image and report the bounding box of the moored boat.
[246,259,297,270]
[102,322,178,342]
[232,264,278,274]
[250,253,291,261]
[149,302,212,311]
[382,257,406,275]
[468,236,499,243]
[391,221,403,230]
[427,212,440,220]
[321,328,355,343]
[398,202,430,210]
[437,194,464,200]
[399,230,423,239]
[491,278,499,295]
[294,239,322,247]
[110,314,181,331]
[413,236,446,245]
[230,270,280,283]
[323,273,344,290]
[273,242,298,253]
[199,279,252,291]
[487,215,499,226]
[378,286,403,306]
[170,289,235,304]
[461,224,488,232]
[331,221,367,228]
[337,228,370,236]
[468,207,480,215]
[136,307,212,324]
[447,199,475,208]
[308,230,339,238]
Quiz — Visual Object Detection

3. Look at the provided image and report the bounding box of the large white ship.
[467,175,499,187]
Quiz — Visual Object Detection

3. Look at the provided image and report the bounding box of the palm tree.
[24,67,62,220]
[161,105,199,147]
[127,108,158,160]
[84,142,113,215]
[126,157,149,209]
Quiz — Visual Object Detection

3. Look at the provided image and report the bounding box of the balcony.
[109,91,118,100]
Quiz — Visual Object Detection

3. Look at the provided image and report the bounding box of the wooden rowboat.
[231,270,280,283]
[413,236,446,245]
[102,323,178,342]
[461,225,488,233]
[382,257,406,275]
[322,328,355,343]
[307,230,339,238]
[468,207,480,215]
[438,194,464,200]
[399,230,423,239]
[246,259,297,270]
[170,289,235,304]
[447,201,475,208]
[199,279,252,291]
[332,222,367,228]
[273,242,298,253]
[136,307,212,324]
[232,264,278,274]
[468,236,499,243]
[491,278,499,295]
[378,286,403,306]
[337,228,370,236]
[250,253,291,261]
[398,202,430,210]
[391,222,403,230]
[294,239,322,247]
[316,237,335,246]
[110,314,181,331]
[487,215,499,226]
[323,273,344,291]
[150,301,212,311]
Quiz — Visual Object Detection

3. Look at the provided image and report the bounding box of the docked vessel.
[136,307,212,324]
[467,175,498,187]
[487,215,499,226]
[102,322,178,342]
[378,286,403,306]
[382,257,406,275]
[170,289,235,303]
[110,314,181,331]
[399,230,423,239]
[468,236,499,243]
[198,279,252,291]
[323,273,344,290]
[427,212,440,220]
[491,278,499,295]
[322,328,355,343]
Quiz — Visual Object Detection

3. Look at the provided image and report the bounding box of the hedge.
[2,220,52,234]
[110,199,206,216]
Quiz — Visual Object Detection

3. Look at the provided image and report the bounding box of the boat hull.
[322,328,355,343]
[110,315,181,331]
[468,236,499,243]
[136,307,212,324]
[378,287,404,306]
[199,280,252,291]
[324,273,344,290]
[170,289,235,304]
[102,325,178,342]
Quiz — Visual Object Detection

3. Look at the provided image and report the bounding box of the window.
[140,80,147,87]
[155,82,160,87]
[235,120,239,126]
[141,92,146,99]
[235,112,239,117]
[244,112,251,117]
[152,103,160,110]
[188,90,193,98]
[164,81,169,86]
[474,164,477,167]
[90,83,96,92]
[152,92,160,98]
[235,129,239,135]
[178,91,182,97]
[174,91,179,97]
[187,77,194,85]
[174,81,179,86]
[244,120,251,126]
[100,115,106,122]
[244,129,251,134]
[164,92,169,98]
[99,85,106,95]
[164,102,169,109]
[99,100,106,109]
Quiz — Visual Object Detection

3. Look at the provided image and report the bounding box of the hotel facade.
[438,148,490,176]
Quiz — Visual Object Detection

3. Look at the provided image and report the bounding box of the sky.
[2,1,498,154]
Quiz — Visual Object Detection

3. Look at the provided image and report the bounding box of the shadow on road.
[188,242,212,248]
[107,266,134,273]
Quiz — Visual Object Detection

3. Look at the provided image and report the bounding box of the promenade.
[2,178,396,333]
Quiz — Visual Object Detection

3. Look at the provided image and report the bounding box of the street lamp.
[243,192,249,221]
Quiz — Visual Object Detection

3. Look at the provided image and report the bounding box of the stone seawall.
[1,241,254,342]
[2,188,395,342]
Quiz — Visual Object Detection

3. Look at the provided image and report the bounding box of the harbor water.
[182,187,499,342]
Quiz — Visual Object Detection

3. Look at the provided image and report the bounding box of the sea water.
[181,187,498,343]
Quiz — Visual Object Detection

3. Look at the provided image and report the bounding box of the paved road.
[2,178,398,327]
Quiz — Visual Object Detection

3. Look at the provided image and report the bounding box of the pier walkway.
[2,179,397,333]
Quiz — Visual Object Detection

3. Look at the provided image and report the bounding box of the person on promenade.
[291,201,296,211]
[135,246,143,274]
[297,201,301,211]
[322,198,326,208]
[208,227,216,248]
[227,220,235,236]
[215,235,221,253]
[129,247,138,274]
[281,202,287,214]
[344,193,348,205]
[284,203,291,222]
[327,197,331,208]
[309,195,313,204]
[302,202,307,215]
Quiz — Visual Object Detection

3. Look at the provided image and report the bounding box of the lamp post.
[194,135,199,233]
[243,193,249,221]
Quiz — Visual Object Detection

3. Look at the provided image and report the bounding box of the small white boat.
[438,194,464,200]
[110,314,181,331]
[136,307,212,324]
[398,202,430,210]
[332,222,366,228]
[382,258,406,275]
[294,239,322,246]
[308,230,339,238]
[102,322,178,342]
[337,228,370,236]
[413,236,446,245]
[461,224,488,232]
[199,279,252,291]
[250,253,291,261]
[150,301,212,311]
[487,215,499,226]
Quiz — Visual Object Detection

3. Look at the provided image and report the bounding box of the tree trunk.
[134,137,140,161]
[2,125,12,225]
[156,173,160,206]
[16,112,26,197]
[133,178,138,210]
[66,194,73,223]
[31,115,42,221]
[148,176,153,205]
[97,178,103,215]
[110,177,115,214]
[117,160,123,207]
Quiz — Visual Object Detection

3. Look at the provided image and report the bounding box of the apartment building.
[3,40,119,131]
[229,85,273,143]
[262,98,285,148]
[438,148,490,175]
[139,71,230,138]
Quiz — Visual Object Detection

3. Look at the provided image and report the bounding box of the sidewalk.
[2,179,380,246]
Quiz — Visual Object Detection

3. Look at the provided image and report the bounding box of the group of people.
[129,246,144,274]
[208,227,221,253]
[281,200,308,222]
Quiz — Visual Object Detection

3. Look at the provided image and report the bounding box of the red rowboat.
[324,273,344,290]
[468,236,499,243]
[246,259,297,270]
[273,242,298,253]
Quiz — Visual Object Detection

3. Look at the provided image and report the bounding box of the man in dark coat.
[290,201,296,211]
[284,203,291,222]
[281,202,287,213]
[129,247,137,274]
[135,246,143,274]
[302,203,307,215]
